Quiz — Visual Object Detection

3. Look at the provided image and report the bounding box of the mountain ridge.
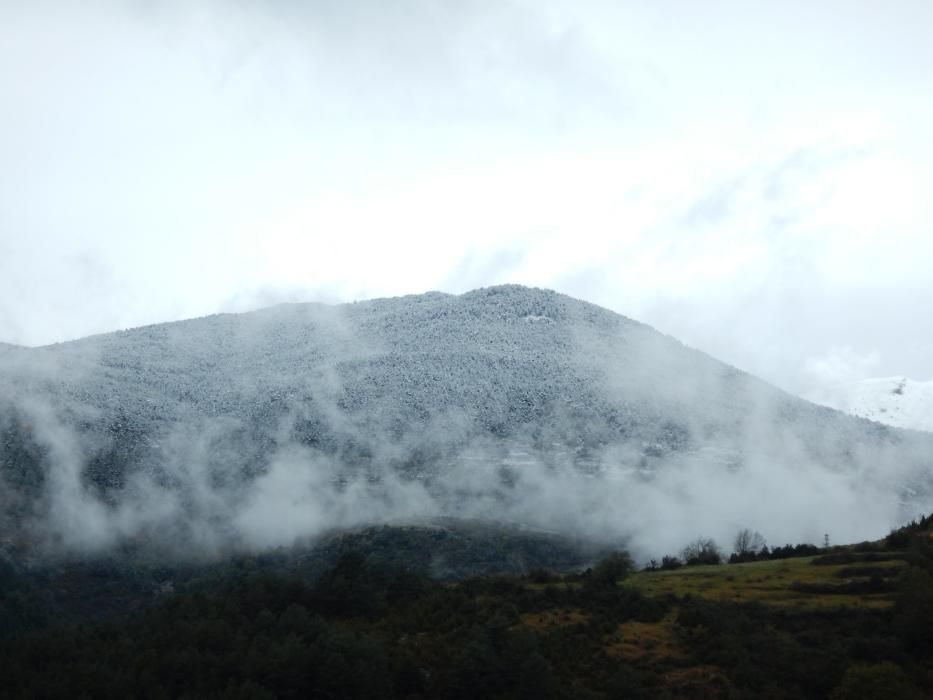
[1,285,930,558]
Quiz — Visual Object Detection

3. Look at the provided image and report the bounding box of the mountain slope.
[825,376,933,432]
[1,285,930,558]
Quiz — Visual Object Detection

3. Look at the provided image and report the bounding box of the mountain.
[1,285,931,559]
[817,376,933,433]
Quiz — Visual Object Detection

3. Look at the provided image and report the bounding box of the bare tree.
[682,538,722,565]
[733,529,767,556]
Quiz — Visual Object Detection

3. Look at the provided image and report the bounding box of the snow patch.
[819,376,933,432]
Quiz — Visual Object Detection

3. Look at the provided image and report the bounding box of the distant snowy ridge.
[821,376,933,433]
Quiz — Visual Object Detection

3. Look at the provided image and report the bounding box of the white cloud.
[1,0,932,398]
[801,347,883,408]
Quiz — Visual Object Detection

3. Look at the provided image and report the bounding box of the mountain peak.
[1,287,931,558]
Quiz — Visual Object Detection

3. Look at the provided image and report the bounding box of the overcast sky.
[2,0,932,398]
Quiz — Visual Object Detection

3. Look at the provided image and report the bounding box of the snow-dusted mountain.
[821,377,933,433]
[1,285,931,558]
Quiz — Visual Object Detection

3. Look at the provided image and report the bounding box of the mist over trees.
[1,286,931,563]
[1,285,932,696]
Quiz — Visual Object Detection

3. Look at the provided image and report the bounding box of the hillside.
[826,376,933,433]
[1,285,931,558]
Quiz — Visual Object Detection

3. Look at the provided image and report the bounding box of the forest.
[1,516,933,698]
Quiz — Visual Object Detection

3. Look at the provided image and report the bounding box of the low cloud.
[2,289,929,565]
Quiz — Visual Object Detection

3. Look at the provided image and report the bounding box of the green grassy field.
[627,554,906,609]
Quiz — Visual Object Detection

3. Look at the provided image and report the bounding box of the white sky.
[2,0,932,397]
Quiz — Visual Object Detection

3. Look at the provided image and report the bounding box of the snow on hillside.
[828,377,933,433]
[1,285,931,559]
